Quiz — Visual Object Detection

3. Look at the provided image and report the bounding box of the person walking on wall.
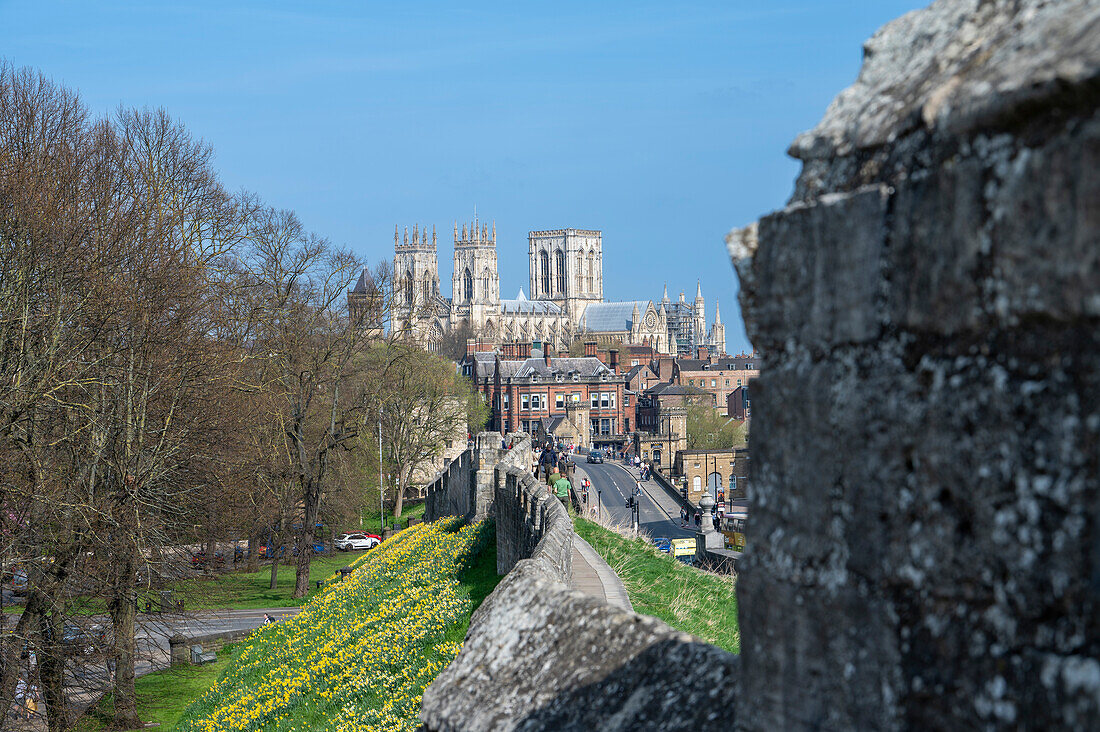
[553,473,572,512]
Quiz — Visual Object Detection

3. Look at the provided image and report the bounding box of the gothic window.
[555,250,566,294]
[586,252,594,292]
[482,268,492,299]
[540,250,550,296]
[404,270,413,306]
[464,268,473,301]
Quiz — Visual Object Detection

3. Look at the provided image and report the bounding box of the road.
[7,607,300,731]
[575,460,695,540]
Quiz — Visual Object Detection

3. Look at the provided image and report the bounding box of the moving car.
[335,533,381,551]
[586,451,604,464]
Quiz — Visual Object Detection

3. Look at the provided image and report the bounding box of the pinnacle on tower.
[432,225,437,247]
[714,301,722,324]
[662,283,669,302]
[403,226,409,246]
[412,224,419,244]
[492,220,496,243]
[462,223,467,240]
[394,225,399,247]
[454,221,458,240]
[696,280,703,301]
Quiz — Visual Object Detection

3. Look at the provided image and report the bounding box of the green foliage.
[574,517,739,653]
[686,401,748,450]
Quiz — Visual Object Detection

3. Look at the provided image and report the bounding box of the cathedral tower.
[527,228,603,324]
[392,224,442,347]
[451,216,500,339]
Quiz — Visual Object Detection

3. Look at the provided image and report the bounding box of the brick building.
[727,385,751,421]
[464,342,628,450]
[674,447,750,505]
[674,349,759,416]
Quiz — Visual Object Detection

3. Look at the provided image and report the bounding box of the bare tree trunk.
[109,546,142,729]
[293,478,321,598]
[268,535,280,592]
[38,613,67,732]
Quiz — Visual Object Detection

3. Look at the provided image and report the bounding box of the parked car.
[335,533,381,551]
[190,551,225,568]
[652,537,672,554]
[586,451,604,464]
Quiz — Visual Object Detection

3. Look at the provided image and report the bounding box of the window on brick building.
[521,394,529,410]
[601,392,609,408]
[555,394,564,409]
[591,392,599,408]
[624,395,630,407]
[503,393,510,409]
[609,393,616,408]
[531,394,541,410]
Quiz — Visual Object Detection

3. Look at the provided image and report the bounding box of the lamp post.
[597,486,602,521]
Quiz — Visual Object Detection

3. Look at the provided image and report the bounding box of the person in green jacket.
[553,475,572,511]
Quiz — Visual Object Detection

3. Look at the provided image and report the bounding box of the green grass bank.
[574,516,740,653]
[174,518,499,732]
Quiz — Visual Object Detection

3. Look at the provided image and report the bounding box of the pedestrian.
[680,507,688,527]
[25,683,38,720]
[263,613,274,625]
[694,512,701,528]
[15,676,27,719]
[553,473,572,512]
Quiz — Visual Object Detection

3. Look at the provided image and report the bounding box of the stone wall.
[423,449,474,523]
[491,435,572,581]
[729,0,1100,728]
[421,432,739,731]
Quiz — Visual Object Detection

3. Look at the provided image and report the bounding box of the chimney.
[609,348,619,372]
[697,345,710,362]
[466,337,478,358]
[519,342,531,359]
[585,341,598,358]
[544,347,553,367]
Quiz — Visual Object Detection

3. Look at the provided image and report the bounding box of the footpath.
[561,463,634,612]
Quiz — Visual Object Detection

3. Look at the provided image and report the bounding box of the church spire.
[714,301,722,324]
[695,280,703,301]
[662,282,669,303]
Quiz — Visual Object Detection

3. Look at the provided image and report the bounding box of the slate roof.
[351,268,373,293]
[580,301,650,332]
[513,356,612,378]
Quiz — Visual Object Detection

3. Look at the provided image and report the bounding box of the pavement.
[570,537,633,611]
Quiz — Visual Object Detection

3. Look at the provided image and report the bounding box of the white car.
[335,533,381,551]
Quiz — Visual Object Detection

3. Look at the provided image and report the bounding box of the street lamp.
[597,485,602,520]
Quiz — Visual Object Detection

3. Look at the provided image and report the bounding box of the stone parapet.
[730,1,1100,728]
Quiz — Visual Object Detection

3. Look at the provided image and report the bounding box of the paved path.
[570,536,633,611]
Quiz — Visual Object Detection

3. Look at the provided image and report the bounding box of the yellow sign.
[723,531,745,551]
[671,538,696,557]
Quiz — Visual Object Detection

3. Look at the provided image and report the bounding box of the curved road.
[577,461,695,540]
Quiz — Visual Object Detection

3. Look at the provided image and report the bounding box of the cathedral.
[369,216,724,357]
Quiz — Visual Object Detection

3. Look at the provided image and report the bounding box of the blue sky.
[1,0,924,354]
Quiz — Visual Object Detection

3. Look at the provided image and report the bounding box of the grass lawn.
[171,551,370,611]
[74,645,236,731]
[574,516,740,653]
[358,500,426,534]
